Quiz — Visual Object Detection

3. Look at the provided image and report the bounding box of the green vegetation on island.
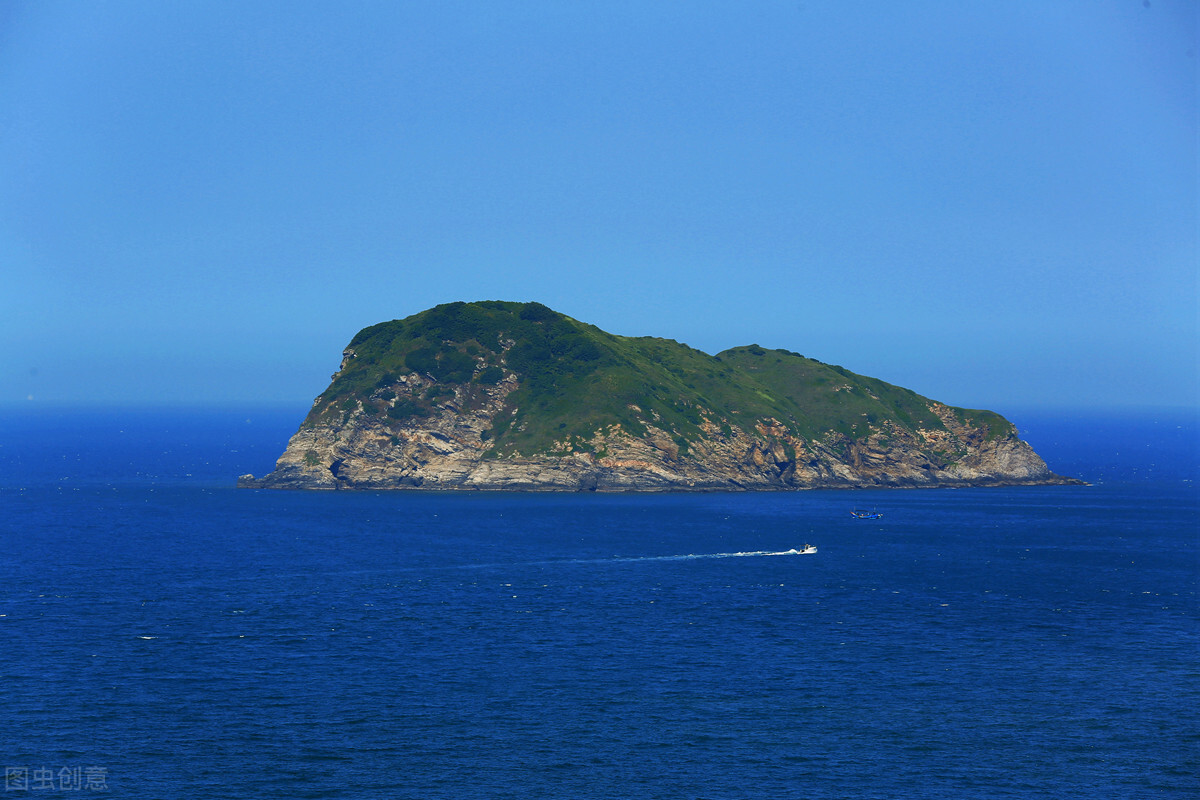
[305,300,1011,460]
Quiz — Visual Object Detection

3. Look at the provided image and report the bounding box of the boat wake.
[584,546,817,564]
[457,546,817,572]
[224,545,820,583]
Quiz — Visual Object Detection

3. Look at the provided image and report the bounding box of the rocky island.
[240,301,1079,491]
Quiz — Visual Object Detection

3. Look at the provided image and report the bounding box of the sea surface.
[0,406,1196,799]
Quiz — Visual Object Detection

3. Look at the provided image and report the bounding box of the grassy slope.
[305,301,1014,456]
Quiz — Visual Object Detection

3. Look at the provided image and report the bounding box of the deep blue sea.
[1,406,1196,799]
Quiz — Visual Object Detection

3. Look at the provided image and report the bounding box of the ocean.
[0,406,1196,799]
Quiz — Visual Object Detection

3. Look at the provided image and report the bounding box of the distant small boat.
[786,544,818,554]
[850,509,883,520]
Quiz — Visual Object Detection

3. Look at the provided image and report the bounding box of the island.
[239,301,1081,491]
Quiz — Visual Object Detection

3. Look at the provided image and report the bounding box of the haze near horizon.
[2,1,1196,412]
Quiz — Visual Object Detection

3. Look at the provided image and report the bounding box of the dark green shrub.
[476,365,504,385]
[405,347,438,376]
[434,348,476,383]
[506,341,552,376]
[519,301,557,322]
[387,400,430,421]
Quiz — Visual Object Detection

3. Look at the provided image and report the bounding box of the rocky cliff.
[239,301,1079,491]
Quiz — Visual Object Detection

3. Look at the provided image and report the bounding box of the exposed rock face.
[239,301,1081,491]
[239,374,1076,492]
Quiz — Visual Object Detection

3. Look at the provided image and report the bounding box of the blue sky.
[2,1,1196,412]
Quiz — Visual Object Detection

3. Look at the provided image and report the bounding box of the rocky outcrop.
[239,374,1078,491]
[239,301,1082,491]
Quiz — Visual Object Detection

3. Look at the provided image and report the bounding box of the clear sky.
[2,1,1196,413]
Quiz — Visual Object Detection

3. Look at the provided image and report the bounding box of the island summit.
[240,301,1079,491]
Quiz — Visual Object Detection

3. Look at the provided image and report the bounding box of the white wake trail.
[586,547,816,564]
[458,547,816,572]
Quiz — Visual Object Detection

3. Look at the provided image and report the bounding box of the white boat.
[786,544,817,555]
